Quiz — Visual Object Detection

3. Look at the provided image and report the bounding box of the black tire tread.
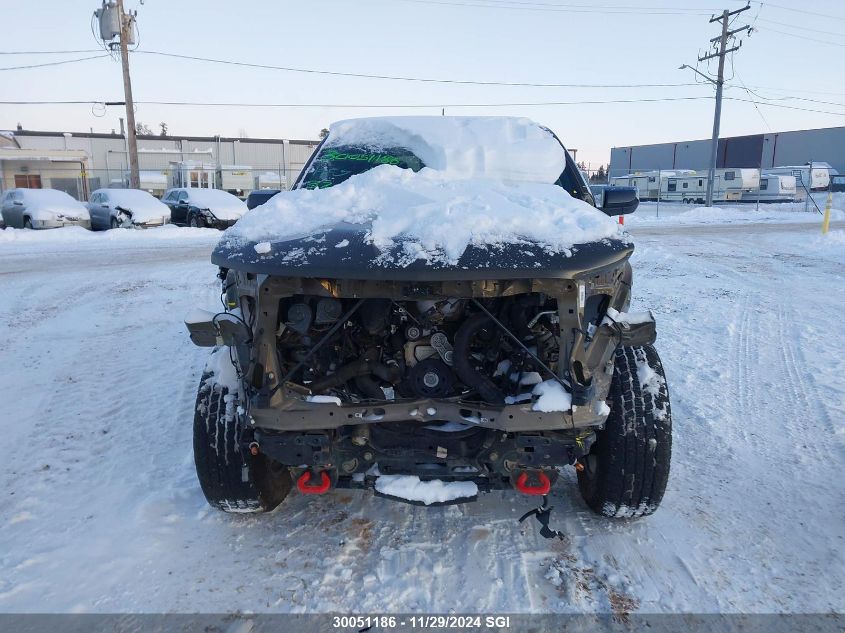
[577,344,672,519]
[193,366,292,513]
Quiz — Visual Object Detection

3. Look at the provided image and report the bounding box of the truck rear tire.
[193,366,292,513]
[577,344,672,518]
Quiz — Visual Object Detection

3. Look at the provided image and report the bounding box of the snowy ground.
[1,209,843,615]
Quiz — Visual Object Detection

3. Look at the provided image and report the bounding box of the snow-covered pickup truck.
[185,116,671,518]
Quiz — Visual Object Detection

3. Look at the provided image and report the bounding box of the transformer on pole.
[94,0,140,189]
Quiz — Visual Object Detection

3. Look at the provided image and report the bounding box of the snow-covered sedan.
[0,188,90,230]
[87,188,171,230]
[162,188,247,229]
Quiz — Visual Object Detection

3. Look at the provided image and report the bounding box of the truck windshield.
[299,145,425,190]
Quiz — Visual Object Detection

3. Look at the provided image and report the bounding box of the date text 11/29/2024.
[332,615,512,629]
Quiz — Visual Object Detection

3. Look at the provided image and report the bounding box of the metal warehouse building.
[609,125,845,179]
[0,129,320,200]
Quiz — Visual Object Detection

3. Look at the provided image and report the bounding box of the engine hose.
[355,375,385,400]
[309,359,402,393]
[453,312,506,405]
[509,302,533,343]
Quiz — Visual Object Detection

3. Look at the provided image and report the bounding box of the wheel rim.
[189,217,198,227]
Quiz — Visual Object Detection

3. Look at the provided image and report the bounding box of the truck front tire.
[577,344,672,518]
[193,367,292,513]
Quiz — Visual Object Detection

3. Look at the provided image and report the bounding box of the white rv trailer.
[766,162,834,191]
[609,170,695,201]
[217,165,254,198]
[740,174,797,203]
[612,168,759,202]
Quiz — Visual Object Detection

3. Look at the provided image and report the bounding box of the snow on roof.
[325,116,567,184]
[224,163,621,265]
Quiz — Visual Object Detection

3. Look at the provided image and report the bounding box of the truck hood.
[212,221,632,281]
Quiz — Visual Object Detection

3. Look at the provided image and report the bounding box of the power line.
[388,0,715,14]
[755,17,845,37]
[0,50,104,55]
[4,95,844,116]
[0,96,716,108]
[436,0,726,9]
[0,54,109,71]
[132,50,701,88]
[751,0,845,22]
[724,87,845,111]
[725,96,845,116]
[756,25,845,48]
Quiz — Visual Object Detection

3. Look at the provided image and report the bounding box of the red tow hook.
[296,470,332,495]
[515,471,551,496]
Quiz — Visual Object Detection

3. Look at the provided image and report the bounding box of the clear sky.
[2,0,844,168]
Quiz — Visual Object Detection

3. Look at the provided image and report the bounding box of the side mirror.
[601,186,638,216]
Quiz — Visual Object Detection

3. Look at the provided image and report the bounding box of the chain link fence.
[0,166,305,202]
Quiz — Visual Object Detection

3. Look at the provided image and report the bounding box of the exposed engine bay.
[278,294,561,406]
[187,256,657,490]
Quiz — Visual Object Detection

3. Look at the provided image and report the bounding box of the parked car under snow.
[87,188,171,230]
[162,188,247,229]
[185,116,669,519]
[0,188,90,230]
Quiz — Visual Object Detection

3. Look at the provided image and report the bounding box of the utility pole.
[116,0,139,189]
[681,3,751,207]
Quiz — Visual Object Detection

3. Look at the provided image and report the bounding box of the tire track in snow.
[774,302,835,463]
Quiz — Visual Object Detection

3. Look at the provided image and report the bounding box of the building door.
[14,174,42,188]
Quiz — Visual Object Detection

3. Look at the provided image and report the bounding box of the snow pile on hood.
[96,189,170,223]
[325,116,567,183]
[186,189,247,221]
[374,475,478,505]
[222,165,621,265]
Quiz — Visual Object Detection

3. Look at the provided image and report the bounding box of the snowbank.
[222,165,622,265]
[627,193,845,226]
[374,475,478,505]
[326,116,567,183]
[0,225,220,251]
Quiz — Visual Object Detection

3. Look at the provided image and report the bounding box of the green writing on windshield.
[321,149,402,166]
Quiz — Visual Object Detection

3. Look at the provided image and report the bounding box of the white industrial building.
[0,129,320,200]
